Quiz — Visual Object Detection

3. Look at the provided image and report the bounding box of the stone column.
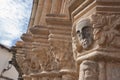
[70,0,120,80]
[46,14,76,79]
[60,0,69,16]
[60,0,65,15]
[39,0,52,26]
[33,0,52,26]
[28,0,38,30]
[48,21,74,70]
[50,0,62,14]
[30,25,51,72]
[33,0,44,25]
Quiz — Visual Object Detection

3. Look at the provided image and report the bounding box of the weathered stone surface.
[15,0,120,80]
[79,60,98,80]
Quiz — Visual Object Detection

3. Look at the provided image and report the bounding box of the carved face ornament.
[80,60,98,80]
[76,19,93,49]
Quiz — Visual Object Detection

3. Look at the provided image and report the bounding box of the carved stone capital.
[72,14,120,61]
[49,40,75,70]
[91,14,120,48]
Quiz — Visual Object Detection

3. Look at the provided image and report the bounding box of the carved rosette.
[91,14,120,48]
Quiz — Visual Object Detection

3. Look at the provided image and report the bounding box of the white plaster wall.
[3,66,19,80]
[0,48,12,73]
[0,48,19,80]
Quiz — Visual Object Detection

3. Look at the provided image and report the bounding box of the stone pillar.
[60,0,69,17]
[47,19,74,70]
[47,0,70,19]
[33,0,44,25]
[50,0,62,14]
[60,0,66,15]
[39,0,52,26]
[16,0,75,80]
[70,0,120,80]
[46,14,76,79]
[30,25,51,72]
[28,0,38,31]
[34,0,52,26]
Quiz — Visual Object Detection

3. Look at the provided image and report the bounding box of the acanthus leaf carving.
[91,14,120,48]
[50,41,75,70]
[72,14,120,60]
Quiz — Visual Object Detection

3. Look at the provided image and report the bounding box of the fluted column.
[70,0,120,80]
[28,0,38,30]
[50,0,62,14]
[60,0,68,15]
[33,0,44,25]
[39,0,52,26]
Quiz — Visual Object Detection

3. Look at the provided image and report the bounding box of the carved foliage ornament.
[72,14,120,60]
[50,41,74,70]
[91,14,120,47]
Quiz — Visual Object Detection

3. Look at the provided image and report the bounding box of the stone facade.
[15,0,120,80]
